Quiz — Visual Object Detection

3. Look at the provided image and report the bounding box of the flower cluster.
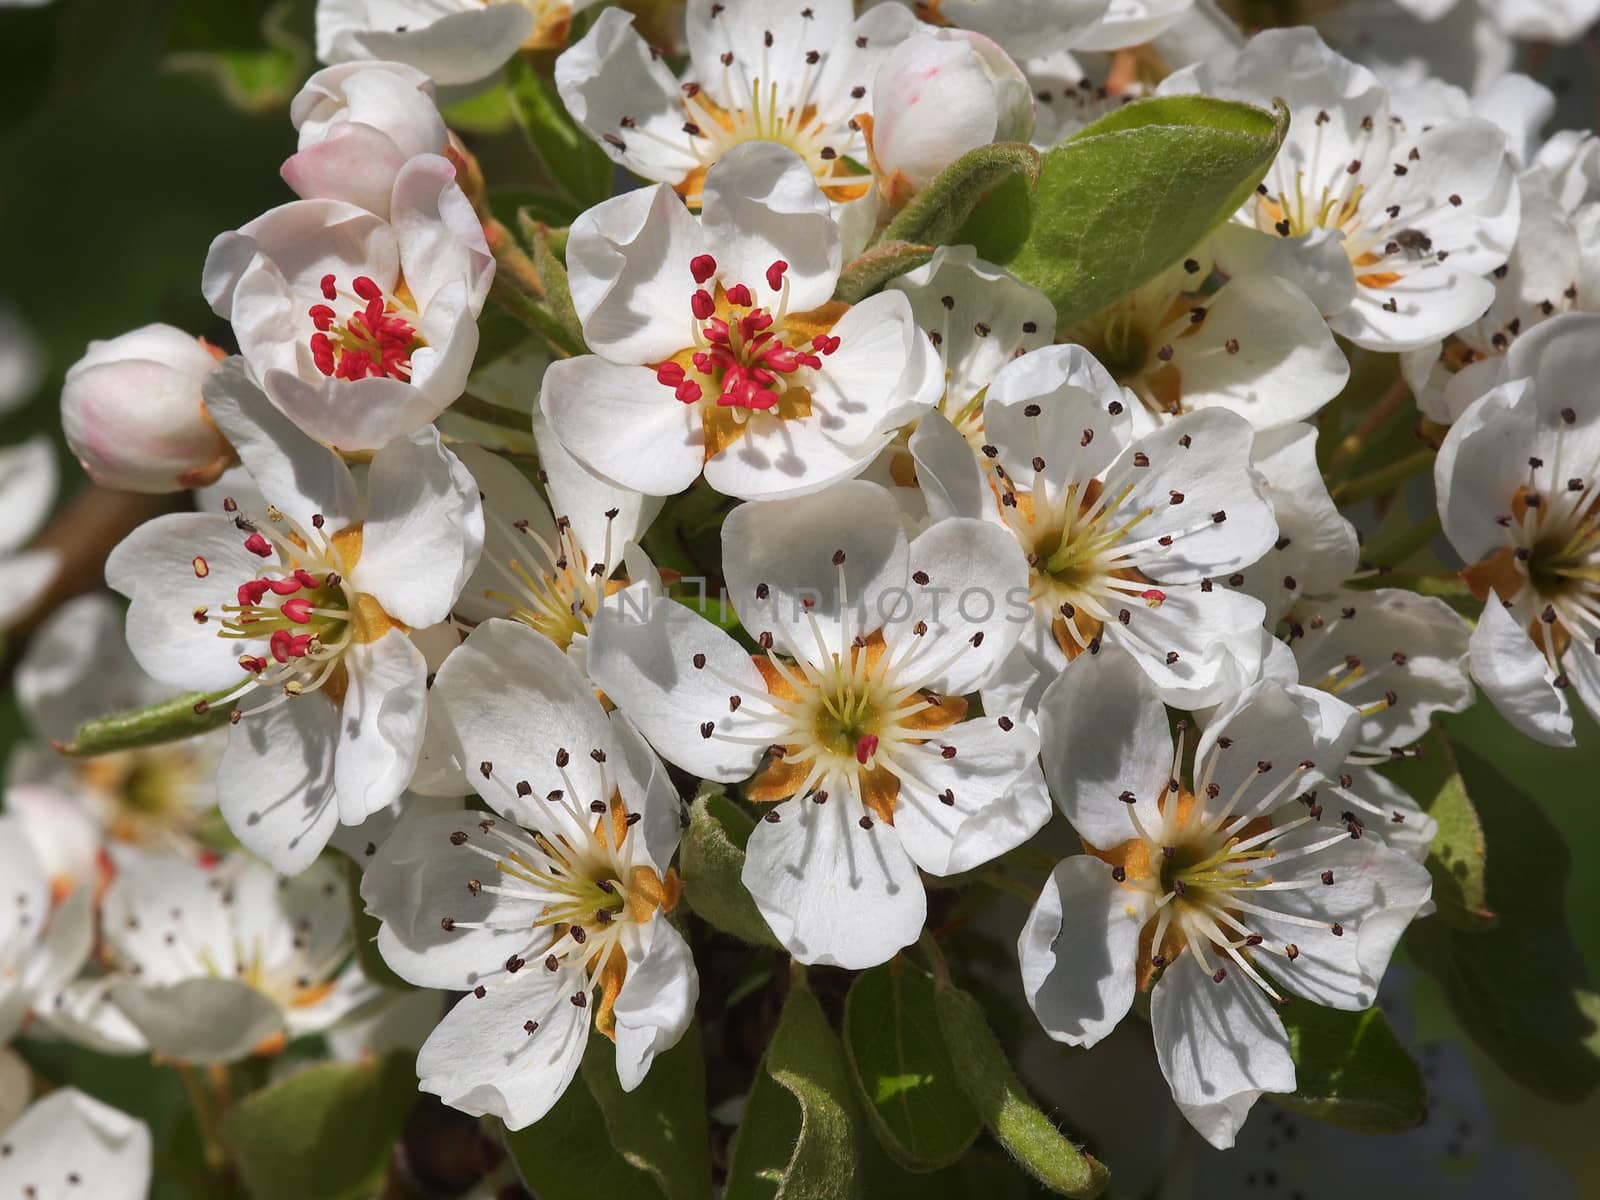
[5,0,1600,1192]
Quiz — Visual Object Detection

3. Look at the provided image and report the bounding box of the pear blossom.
[316,0,595,87]
[1390,0,1600,45]
[362,620,696,1128]
[912,0,1195,56]
[106,359,484,873]
[912,343,1277,714]
[0,302,44,415]
[886,243,1055,451]
[1020,646,1431,1148]
[540,142,942,501]
[61,323,233,494]
[0,813,93,1043]
[1222,424,1472,854]
[203,153,493,452]
[10,594,223,872]
[867,29,1033,209]
[1159,27,1520,354]
[101,852,372,1063]
[454,419,661,675]
[0,1089,151,1200]
[1404,157,1600,422]
[586,478,1046,968]
[1062,239,1349,434]
[0,437,59,633]
[282,61,450,218]
[556,0,918,243]
[1437,313,1600,746]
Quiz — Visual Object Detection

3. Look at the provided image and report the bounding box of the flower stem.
[1328,377,1412,476]
[451,392,535,433]
[1331,448,1434,505]
[175,1062,229,1175]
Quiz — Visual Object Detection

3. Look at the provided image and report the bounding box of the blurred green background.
[1,1,1597,1196]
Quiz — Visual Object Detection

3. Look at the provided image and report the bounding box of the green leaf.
[1406,740,1600,1102]
[340,857,409,990]
[932,978,1107,1198]
[1276,1004,1425,1133]
[833,241,934,304]
[222,1053,417,1200]
[1381,728,1492,928]
[58,689,237,757]
[442,79,517,134]
[726,974,869,1200]
[843,960,982,1170]
[883,142,1041,249]
[524,219,587,354]
[506,56,614,209]
[680,793,781,948]
[995,95,1288,329]
[506,1038,662,1200]
[582,1021,714,1200]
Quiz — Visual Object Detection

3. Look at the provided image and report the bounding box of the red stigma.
[307,274,420,382]
[656,259,841,414]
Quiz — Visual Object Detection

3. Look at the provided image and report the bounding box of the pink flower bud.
[869,30,1034,205]
[62,324,233,494]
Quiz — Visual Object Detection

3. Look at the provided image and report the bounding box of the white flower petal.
[1020,855,1151,1049]
[612,914,698,1091]
[541,357,706,497]
[1468,594,1574,747]
[0,1090,151,1200]
[218,694,342,874]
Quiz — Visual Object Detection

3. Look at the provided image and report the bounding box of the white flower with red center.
[362,621,695,1129]
[0,813,92,1045]
[557,0,917,242]
[913,343,1276,715]
[866,28,1034,209]
[541,142,942,501]
[1158,27,1520,354]
[586,478,1046,969]
[910,0,1193,55]
[454,421,661,675]
[0,1089,151,1200]
[0,437,59,634]
[106,360,484,873]
[316,0,595,87]
[1062,240,1349,435]
[1020,645,1431,1149]
[1438,313,1600,747]
[100,852,372,1064]
[281,61,450,218]
[203,153,492,452]
[61,323,234,494]
[11,594,224,876]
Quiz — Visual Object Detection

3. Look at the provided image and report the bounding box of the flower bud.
[280,62,450,217]
[62,325,232,493]
[868,30,1034,207]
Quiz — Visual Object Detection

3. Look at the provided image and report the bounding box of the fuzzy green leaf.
[222,1054,417,1200]
[523,218,587,354]
[1406,740,1600,1102]
[582,1021,714,1200]
[995,95,1288,329]
[506,1039,663,1200]
[1277,1004,1426,1133]
[1381,728,1492,928]
[933,979,1108,1197]
[883,142,1041,249]
[726,975,869,1200]
[833,241,934,304]
[506,57,614,210]
[844,960,982,1170]
[680,793,781,948]
[57,689,237,757]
